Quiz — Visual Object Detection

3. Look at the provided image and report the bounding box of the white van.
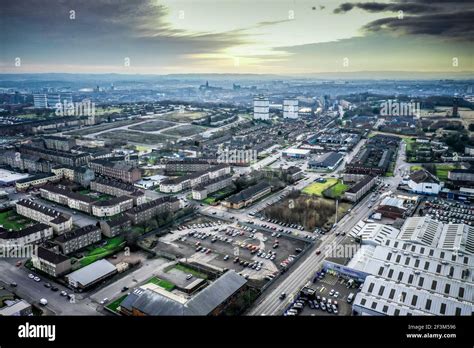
[347,293,355,303]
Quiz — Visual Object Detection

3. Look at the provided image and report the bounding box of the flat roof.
[0,169,29,184]
[67,259,116,287]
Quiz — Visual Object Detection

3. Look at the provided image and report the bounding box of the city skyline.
[1,0,473,75]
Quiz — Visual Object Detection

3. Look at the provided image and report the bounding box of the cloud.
[333,1,474,41]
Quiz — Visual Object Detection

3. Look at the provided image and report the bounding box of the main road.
[247,191,375,316]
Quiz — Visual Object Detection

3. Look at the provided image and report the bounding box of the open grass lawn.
[100,130,176,144]
[403,137,416,152]
[129,120,176,132]
[302,178,338,196]
[410,165,423,171]
[169,264,208,280]
[0,210,32,231]
[79,237,125,267]
[435,164,459,181]
[106,295,127,313]
[410,164,459,181]
[146,276,176,291]
[160,111,207,122]
[161,124,207,137]
[326,181,348,198]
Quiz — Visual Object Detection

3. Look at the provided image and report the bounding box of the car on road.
[279,292,287,300]
[223,255,229,261]
[51,286,59,292]
[28,273,34,279]
[44,283,52,288]
[10,282,17,287]
[39,298,48,306]
[186,274,193,280]
[34,276,41,282]
[60,291,68,297]
[16,261,22,267]
[329,289,335,296]
[315,250,321,255]
[100,298,109,305]
[121,286,129,292]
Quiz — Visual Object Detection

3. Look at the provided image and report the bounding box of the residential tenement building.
[99,215,132,238]
[192,174,233,200]
[90,177,146,206]
[91,196,134,218]
[40,185,95,214]
[15,173,62,191]
[42,135,76,152]
[20,145,90,167]
[125,196,180,225]
[16,199,73,234]
[54,225,102,254]
[0,223,53,245]
[160,164,231,193]
[32,246,71,277]
[89,159,141,183]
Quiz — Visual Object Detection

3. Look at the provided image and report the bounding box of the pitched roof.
[409,169,440,184]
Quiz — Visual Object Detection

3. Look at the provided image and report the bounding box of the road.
[247,136,404,316]
[0,260,98,315]
[247,191,375,316]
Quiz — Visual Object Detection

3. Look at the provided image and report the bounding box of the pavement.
[0,259,98,315]
[247,136,405,316]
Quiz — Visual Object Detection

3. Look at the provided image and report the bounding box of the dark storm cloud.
[333,1,474,41]
[0,0,250,64]
[334,2,434,14]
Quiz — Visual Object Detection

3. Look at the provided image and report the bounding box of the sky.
[0,0,473,75]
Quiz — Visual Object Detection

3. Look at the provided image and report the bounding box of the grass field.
[100,130,175,144]
[128,120,176,132]
[435,164,459,181]
[326,181,348,198]
[146,276,175,291]
[105,295,127,313]
[79,237,125,267]
[169,264,208,280]
[64,119,143,136]
[0,210,32,231]
[159,111,207,123]
[161,124,206,137]
[302,178,338,196]
[410,164,459,181]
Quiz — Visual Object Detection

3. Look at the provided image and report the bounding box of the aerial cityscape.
[0,0,473,345]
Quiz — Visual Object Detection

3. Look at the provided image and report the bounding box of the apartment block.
[99,215,132,238]
[54,225,102,254]
[16,199,73,234]
[192,174,233,200]
[32,246,71,277]
[160,164,231,193]
[125,196,180,225]
[91,196,134,218]
[89,159,141,183]
[90,176,146,206]
[0,223,53,245]
[40,185,95,214]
